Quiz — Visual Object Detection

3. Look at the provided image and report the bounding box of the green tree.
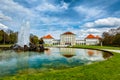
[9,32,17,44]
[4,32,10,44]
[102,27,120,46]
[39,38,44,44]
[102,32,114,46]
[30,35,39,45]
[113,33,120,46]
[0,30,4,43]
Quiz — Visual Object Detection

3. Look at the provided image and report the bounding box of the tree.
[113,33,120,46]
[39,38,44,44]
[9,32,17,44]
[30,35,39,45]
[102,32,114,46]
[0,30,4,43]
[4,32,10,44]
[102,27,120,46]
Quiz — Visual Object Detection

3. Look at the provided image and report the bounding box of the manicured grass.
[0,44,12,48]
[72,45,120,50]
[0,46,120,80]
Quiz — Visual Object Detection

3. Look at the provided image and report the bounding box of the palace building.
[42,34,54,45]
[60,32,76,46]
[42,32,101,46]
[85,34,100,45]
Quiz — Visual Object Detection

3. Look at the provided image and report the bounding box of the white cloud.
[60,2,69,10]
[94,17,120,26]
[86,29,100,33]
[82,17,120,28]
[78,17,120,39]
[0,0,35,30]
[40,16,59,24]
[77,28,102,39]
[35,1,69,12]
[82,23,94,28]
[35,3,58,12]
[74,6,106,20]
[0,0,34,19]
[0,0,119,40]
[0,23,8,29]
[31,29,64,39]
[25,0,38,3]
[0,12,12,21]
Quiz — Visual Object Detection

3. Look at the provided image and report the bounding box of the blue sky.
[0,0,120,39]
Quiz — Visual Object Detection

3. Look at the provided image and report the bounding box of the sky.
[0,0,120,39]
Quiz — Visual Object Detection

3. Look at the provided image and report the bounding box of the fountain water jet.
[10,21,45,52]
[17,21,30,47]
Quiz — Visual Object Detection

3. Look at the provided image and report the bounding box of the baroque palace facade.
[42,31,101,46]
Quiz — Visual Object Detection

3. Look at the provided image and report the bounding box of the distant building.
[60,32,76,46]
[42,32,100,46]
[85,34,100,45]
[53,39,60,45]
[42,34,54,45]
[76,40,85,45]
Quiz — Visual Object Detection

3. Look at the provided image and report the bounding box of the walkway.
[102,49,120,53]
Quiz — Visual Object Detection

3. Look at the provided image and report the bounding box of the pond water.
[0,48,112,76]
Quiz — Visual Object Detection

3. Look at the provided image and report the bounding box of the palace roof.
[62,31,75,35]
[42,34,54,39]
[86,34,100,39]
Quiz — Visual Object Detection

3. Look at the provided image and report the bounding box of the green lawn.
[0,44,12,48]
[72,45,120,50]
[0,46,120,80]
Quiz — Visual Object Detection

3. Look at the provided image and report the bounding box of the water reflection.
[0,48,112,76]
[87,50,95,56]
[60,48,76,58]
[44,49,51,55]
[86,50,104,61]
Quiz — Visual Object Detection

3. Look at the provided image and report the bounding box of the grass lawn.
[0,44,12,48]
[72,45,120,50]
[0,45,120,80]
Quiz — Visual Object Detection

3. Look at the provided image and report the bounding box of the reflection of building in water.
[87,50,95,56]
[86,50,104,61]
[87,50,102,56]
[60,48,76,58]
[45,49,51,55]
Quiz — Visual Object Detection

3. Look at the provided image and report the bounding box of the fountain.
[17,21,30,47]
[10,21,45,52]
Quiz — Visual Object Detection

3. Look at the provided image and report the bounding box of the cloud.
[0,23,8,29]
[35,3,58,12]
[0,0,120,40]
[86,29,100,33]
[0,0,35,30]
[25,0,38,3]
[0,0,34,19]
[35,1,69,12]
[78,17,120,39]
[60,1,69,10]
[82,17,120,28]
[77,28,103,39]
[74,5,106,20]
[0,12,12,21]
